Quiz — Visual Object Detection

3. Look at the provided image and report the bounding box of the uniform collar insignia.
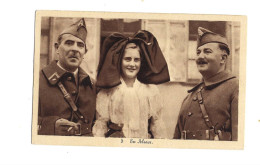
[42,60,94,87]
[48,72,60,81]
[42,61,66,85]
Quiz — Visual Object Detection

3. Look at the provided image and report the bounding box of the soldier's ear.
[55,43,59,53]
[220,54,227,64]
[55,43,60,49]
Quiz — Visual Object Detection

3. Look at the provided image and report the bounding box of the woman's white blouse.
[93,79,168,139]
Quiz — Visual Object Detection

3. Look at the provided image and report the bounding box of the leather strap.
[57,81,86,123]
[197,86,215,130]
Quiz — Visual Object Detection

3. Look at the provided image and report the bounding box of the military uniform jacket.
[174,71,238,140]
[38,61,96,135]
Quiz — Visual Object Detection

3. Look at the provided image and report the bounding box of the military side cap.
[197,27,229,50]
[59,18,87,43]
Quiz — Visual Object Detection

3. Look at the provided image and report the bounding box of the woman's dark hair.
[96,30,170,88]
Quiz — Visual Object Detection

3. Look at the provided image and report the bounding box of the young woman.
[93,30,170,139]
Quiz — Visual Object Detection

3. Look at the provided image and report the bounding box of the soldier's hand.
[55,118,80,136]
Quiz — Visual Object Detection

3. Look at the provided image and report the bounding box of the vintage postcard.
[32,10,247,149]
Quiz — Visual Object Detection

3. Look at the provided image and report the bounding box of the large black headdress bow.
[97,30,170,88]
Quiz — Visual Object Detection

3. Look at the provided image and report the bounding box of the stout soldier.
[174,27,238,141]
[38,18,96,136]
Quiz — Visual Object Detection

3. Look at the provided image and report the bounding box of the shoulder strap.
[196,86,215,130]
[57,81,86,122]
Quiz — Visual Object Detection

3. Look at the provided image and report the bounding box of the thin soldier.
[174,27,238,141]
[38,18,96,136]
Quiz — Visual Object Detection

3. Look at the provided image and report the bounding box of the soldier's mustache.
[196,59,208,64]
[68,51,80,59]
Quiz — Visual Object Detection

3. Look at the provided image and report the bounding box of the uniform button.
[192,96,197,101]
[67,76,72,81]
[71,90,77,95]
[188,112,193,116]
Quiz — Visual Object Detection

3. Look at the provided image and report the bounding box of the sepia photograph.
[32,10,246,149]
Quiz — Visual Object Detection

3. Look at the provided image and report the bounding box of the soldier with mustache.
[38,18,96,136]
[174,27,238,141]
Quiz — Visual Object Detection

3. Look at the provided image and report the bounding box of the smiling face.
[121,44,141,81]
[56,34,86,72]
[196,43,226,79]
